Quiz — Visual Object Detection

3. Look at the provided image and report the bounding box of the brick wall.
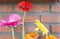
[0,1,60,39]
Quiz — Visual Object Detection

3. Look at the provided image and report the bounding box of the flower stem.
[11,27,15,39]
[22,12,26,39]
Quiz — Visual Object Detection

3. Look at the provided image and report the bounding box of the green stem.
[22,12,26,39]
[11,27,15,39]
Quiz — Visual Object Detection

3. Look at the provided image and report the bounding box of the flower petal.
[35,20,49,35]
[0,14,22,27]
[18,1,32,11]
[6,14,21,23]
[0,20,8,26]
[0,20,7,23]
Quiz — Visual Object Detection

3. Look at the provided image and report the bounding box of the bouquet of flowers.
[0,1,57,39]
[18,1,57,39]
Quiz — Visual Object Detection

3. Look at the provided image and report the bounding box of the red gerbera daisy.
[18,1,32,12]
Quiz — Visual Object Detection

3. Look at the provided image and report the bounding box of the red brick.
[0,4,12,12]
[13,5,23,12]
[14,4,48,12]
[15,26,22,33]
[31,4,48,12]
[15,26,37,33]
[25,26,37,33]
[51,4,60,12]
[0,36,19,39]
[0,27,11,32]
[25,15,38,22]
[51,25,60,33]
[41,15,60,23]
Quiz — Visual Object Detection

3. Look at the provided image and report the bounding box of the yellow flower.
[49,34,57,39]
[25,32,39,39]
[41,34,57,39]
[35,20,49,35]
